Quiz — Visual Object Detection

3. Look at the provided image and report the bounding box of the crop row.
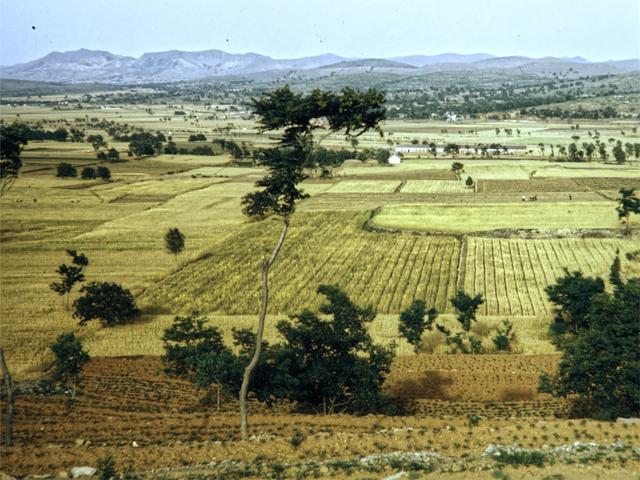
[464,237,635,315]
[140,211,460,315]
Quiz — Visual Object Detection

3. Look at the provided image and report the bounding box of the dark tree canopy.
[398,299,437,351]
[96,166,111,181]
[541,276,640,419]
[241,85,386,219]
[49,250,89,305]
[49,332,90,385]
[165,227,185,258]
[56,162,77,178]
[617,188,640,233]
[162,285,395,414]
[274,285,395,414]
[81,167,97,180]
[545,269,605,341]
[73,281,140,327]
[0,122,28,181]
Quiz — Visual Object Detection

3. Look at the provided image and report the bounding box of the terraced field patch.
[139,211,460,315]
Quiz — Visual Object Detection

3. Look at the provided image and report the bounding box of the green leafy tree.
[398,300,437,352]
[80,167,96,180]
[86,134,107,153]
[165,227,185,260]
[540,276,640,419]
[492,320,515,352]
[49,250,89,308]
[237,85,385,439]
[465,176,474,187]
[451,161,464,178]
[56,162,77,178]
[275,285,395,414]
[73,282,140,327]
[544,269,605,343]
[97,147,120,162]
[69,127,85,143]
[49,332,90,397]
[164,141,178,155]
[617,188,639,234]
[0,122,28,196]
[610,254,622,287]
[598,142,608,162]
[128,132,163,157]
[612,140,626,164]
[437,291,484,353]
[96,166,111,181]
[162,312,239,408]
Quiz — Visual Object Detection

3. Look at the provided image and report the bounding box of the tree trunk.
[239,218,289,440]
[0,348,15,447]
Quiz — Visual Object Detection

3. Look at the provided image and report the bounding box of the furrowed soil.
[3,356,639,479]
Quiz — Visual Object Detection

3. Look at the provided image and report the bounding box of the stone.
[383,473,407,480]
[70,467,96,478]
[74,439,85,447]
[57,471,69,479]
[132,441,139,448]
[617,417,640,425]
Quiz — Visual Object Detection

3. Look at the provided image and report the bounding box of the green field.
[371,202,628,232]
[1,107,639,379]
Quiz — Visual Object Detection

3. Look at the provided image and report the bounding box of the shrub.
[56,162,77,178]
[73,281,140,327]
[96,166,111,180]
[80,167,96,179]
[50,332,89,387]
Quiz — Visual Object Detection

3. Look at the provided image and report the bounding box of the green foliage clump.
[56,162,77,178]
[492,320,515,352]
[73,281,140,327]
[541,267,640,419]
[81,167,96,179]
[96,166,111,180]
[437,291,484,353]
[162,285,395,414]
[398,299,437,352]
[50,332,89,387]
[96,455,118,480]
[49,250,89,307]
[545,269,605,343]
[165,227,185,259]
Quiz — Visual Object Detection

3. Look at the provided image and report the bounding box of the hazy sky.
[1,0,639,65]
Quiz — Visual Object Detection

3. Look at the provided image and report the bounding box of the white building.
[388,154,402,164]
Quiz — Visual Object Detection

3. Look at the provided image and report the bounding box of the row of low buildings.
[394,144,528,154]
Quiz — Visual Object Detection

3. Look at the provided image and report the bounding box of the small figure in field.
[522,195,526,202]
[569,194,572,200]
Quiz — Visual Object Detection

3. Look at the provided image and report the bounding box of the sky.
[1,0,639,65]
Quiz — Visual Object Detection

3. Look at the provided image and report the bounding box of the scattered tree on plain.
[56,162,77,178]
[540,270,639,419]
[617,188,639,235]
[545,269,605,344]
[492,320,515,352]
[96,166,111,181]
[236,85,386,439]
[49,250,89,308]
[73,282,140,327]
[436,291,484,353]
[0,122,28,196]
[398,299,437,352]
[162,285,395,415]
[165,227,185,260]
[49,332,90,398]
[81,167,96,180]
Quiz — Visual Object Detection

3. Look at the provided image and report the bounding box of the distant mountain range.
[1,49,638,84]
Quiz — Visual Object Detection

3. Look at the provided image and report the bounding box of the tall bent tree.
[238,85,386,439]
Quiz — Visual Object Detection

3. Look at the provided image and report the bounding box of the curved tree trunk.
[0,348,15,447]
[239,218,289,440]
